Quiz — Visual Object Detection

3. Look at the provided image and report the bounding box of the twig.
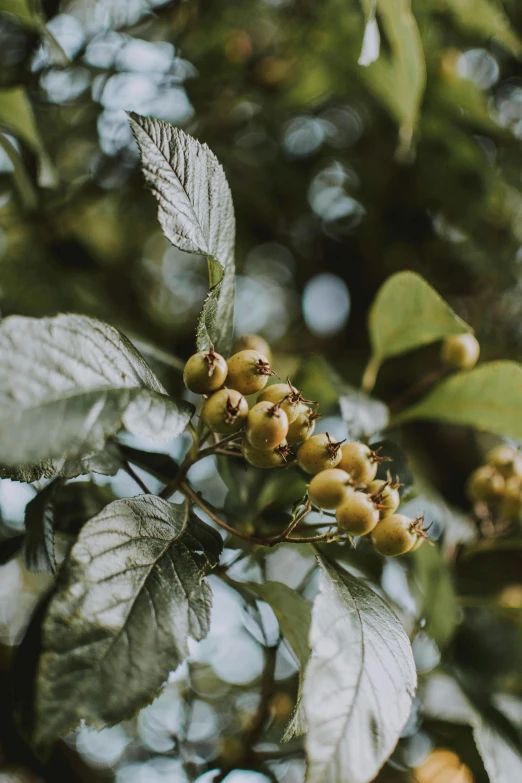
[122,460,151,494]
[180,481,266,544]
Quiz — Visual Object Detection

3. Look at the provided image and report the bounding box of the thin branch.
[180,481,265,544]
[122,461,151,494]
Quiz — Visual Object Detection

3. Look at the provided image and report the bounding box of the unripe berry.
[308,468,354,510]
[486,445,522,479]
[258,381,306,424]
[242,440,290,468]
[287,404,318,444]
[296,433,343,474]
[226,350,273,396]
[500,477,522,519]
[201,389,248,434]
[466,465,504,503]
[371,514,418,556]
[183,348,227,394]
[338,442,380,484]
[368,479,400,519]
[232,334,272,363]
[336,491,379,535]
[441,333,480,370]
[246,401,289,450]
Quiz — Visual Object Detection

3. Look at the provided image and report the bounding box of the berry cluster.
[467,445,522,520]
[183,335,428,556]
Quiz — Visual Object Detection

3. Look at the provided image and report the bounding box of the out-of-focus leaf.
[442,0,522,57]
[31,496,222,749]
[0,534,25,565]
[303,557,416,783]
[0,314,193,473]
[52,482,116,535]
[0,0,39,28]
[360,0,426,147]
[339,385,390,440]
[117,444,179,484]
[0,86,57,187]
[411,543,459,648]
[422,672,522,783]
[366,271,471,372]
[129,113,235,356]
[456,540,522,597]
[23,478,63,574]
[396,361,522,438]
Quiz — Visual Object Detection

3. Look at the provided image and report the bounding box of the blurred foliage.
[4,0,522,782]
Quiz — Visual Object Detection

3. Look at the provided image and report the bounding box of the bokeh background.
[3,0,522,781]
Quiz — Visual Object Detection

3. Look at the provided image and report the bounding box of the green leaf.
[0,314,193,472]
[23,478,63,574]
[116,444,179,484]
[359,0,426,148]
[411,543,458,649]
[396,361,522,438]
[422,673,522,783]
[304,557,416,783]
[247,580,311,741]
[128,113,235,356]
[0,0,39,29]
[339,385,389,440]
[441,0,522,58]
[0,534,25,565]
[0,86,57,187]
[52,482,116,535]
[31,496,222,749]
[368,271,471,364]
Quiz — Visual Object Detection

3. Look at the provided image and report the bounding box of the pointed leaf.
[360,0,426,144]
[129,113,235,355]
[32,496,222,749]
[304,557,416,783]
[396,361,522,438]
[442,0,522,58]
[23,478,63,574]
[246,580,312,742]
[369,271,471,364]
[0,314,193,471]
[410,543,458,649]
[52,482,116,535]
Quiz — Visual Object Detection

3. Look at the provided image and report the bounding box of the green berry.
[368,479,400,519]
[183,348,227,394]
[287,404,317,444]
[336,491,379,535]
[201,389,248,434]
[486,445,522,479]
[226,350,273,396]
[258,381,304,424]
[296,433,342,474]
[371,514,417,556]
[441,333,480,370]
[232,334,272,363]
[242,440,289,468]
[245,401,289,450]
[338,442,379,484]
[308,468,354,510]
[466,465,504,503]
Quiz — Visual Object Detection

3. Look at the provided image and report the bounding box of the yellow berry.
[441,333,480,370]
[466,465,504,503]
[183,349,227,394]
[486,445,522,479]
[338,442,378,484]
[287,404,317,444]
[232,334,272,362]
[308,468,354,510]
[296,433,342,474]
[201,389,248,434]
[242,440,289,468]
[368,479,400,519]
[336,491,379,535]
[245,401,289,450]
[258,381,303,423]
[226,350,273,396]
[371,514,418,556]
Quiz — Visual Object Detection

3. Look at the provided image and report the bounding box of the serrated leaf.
[396,361,522,438]
[31,496,222,749]
[359,0,426,146]
[0,314,193,471]
[442,0,522,58]
[23,478,63,574]
[369,271,471,363]
[304,557,416,783]
[411,543,458,649]
[128,113,235,355]
[247,580,311,742]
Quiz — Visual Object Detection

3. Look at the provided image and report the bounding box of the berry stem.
[361,354,381,393]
